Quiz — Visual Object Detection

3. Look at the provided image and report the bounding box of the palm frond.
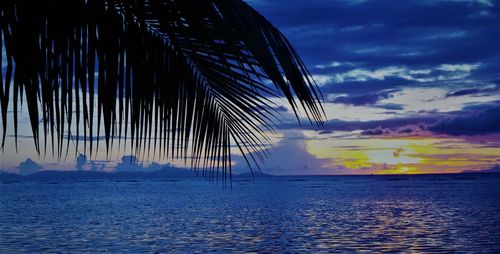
[0,0,324,180]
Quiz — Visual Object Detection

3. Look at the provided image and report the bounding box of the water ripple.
[1,175,500,252]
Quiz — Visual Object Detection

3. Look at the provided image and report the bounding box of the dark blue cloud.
[376,103,404,110]
[360,124,428,136]
[447,88,484,97]
[361,127,386,136]
[321,78,414,96]
[247,0,500,95]
[429,103,500,135]
[278,115,443,132]
[278,99,499,136]
[446,84,499,97]
[329,90,397,106]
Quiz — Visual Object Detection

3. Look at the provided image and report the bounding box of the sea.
[1,174,500,253]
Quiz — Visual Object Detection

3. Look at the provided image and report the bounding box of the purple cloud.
[361,125,427,137]
[361,127,386,136]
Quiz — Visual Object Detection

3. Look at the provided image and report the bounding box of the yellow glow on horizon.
[374,164,420,175]
[305,133,500,174]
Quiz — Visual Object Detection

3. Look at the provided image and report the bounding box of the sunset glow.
[305,133,499,174]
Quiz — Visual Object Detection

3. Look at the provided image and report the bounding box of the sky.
[1,0,499,175]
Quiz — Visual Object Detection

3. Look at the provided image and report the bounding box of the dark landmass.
[0,167,197,181]
[3,167,499,182]
[461,165,500,174]
[0,168,276,181]
[234,171,275,178]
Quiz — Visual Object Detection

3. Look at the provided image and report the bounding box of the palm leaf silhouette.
[0,0,324,180]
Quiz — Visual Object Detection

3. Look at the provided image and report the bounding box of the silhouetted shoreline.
[1,169,498,182]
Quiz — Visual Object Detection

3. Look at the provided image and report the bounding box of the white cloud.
[234,130,337,175]
[476,0,493,6]
[315,61,342,69]
[470,10,491,18]
[340,25,365,32]
[331,66,432,83]
[340,23,384,32]
[409,69,432,75]
[311,62,482,85]
[437,63,481,72]
[379,87,499,113]
[265,96,400,122]
[446,0,493,7]
[323,102,400,122]
[311,74,334,86]
[265,86,487,129]
[413,29,468,41]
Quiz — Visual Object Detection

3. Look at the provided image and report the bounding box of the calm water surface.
[1,174,500,253]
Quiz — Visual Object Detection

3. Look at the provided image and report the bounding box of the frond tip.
[0,0,325,180]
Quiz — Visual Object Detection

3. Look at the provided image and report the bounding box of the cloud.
[469,10,492,18]
[346,102,500,137]
[376,103,405,110]
[428,103,500,135]
[340,23,384,32]
[298,100,500,138]
[437,63,481,72]
[446,88,483,97]
[16,158,42,175]
[311,74,334,86]
[89,161,105,171]
[2,0,499,175]
[328,90,397,106]
[313,62,481,87]
[233,130,336,175]
[445,84,498,97]
[379,87,499,113]
[332,66,416,83]
[115,155,166,172]
[361,124,428,137]
[315,61,343,69]
[115,156,143,172]
[71,154,143,172]
[247,0,499,98]
[361,127,386,136]
[278,114,443,133]
[76,154,87,171]
[444,0,494,7]
[393,148,405,158]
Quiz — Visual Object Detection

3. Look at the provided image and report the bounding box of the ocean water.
[1,174,500,253]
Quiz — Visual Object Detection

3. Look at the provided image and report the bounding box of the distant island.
[0,167,275,181]
[461,165,500,174]
[2,165,499,182]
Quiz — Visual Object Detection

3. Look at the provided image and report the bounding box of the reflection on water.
[1,174,500,252]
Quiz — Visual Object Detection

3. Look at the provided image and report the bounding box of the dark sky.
[1,0,499,175]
